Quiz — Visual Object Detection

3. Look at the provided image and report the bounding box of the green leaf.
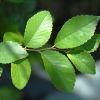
[11,58,31,90]
[0,41,28,64]
[41,50,76,92]
[67,50,96,74]
[76,34,100,53]
[24,11,53,48]
[0,67,3,77]
[55,15,99,48]
[3,32,24,44]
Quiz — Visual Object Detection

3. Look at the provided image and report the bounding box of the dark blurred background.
[0,0,100,100]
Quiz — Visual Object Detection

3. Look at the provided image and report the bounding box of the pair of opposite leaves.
[0,11,100,91]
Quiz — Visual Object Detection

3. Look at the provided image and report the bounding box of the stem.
[25,46,69,53]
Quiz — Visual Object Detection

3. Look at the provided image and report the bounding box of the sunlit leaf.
[24,11,52,48]
[55,15,99,48]
[11,58,31,90]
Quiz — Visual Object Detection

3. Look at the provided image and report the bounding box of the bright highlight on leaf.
[11,58,31,90]
[67,50,96,74]
[55,15,99,48]
[24,11,53,48]
[0,41,28,64]
[41,50,76,92]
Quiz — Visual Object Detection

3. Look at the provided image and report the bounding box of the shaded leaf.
[55,15,99,48]
[0,87,21,100]
[76,34,100,53]
[41,50,76,92]
[3,32,24,44]
[11,58,31,90]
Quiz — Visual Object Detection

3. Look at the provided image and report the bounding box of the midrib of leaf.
[25,14,49,47]
[55,16,98,45]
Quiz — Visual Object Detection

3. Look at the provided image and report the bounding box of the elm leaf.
[41,50,76,92]
[67,50,96,74]
[55,15,99,48]
[24,11,52,48]
[11,58,31,90]
[0,41,28,64]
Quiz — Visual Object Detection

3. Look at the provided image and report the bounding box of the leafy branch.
[0,11,100,92]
